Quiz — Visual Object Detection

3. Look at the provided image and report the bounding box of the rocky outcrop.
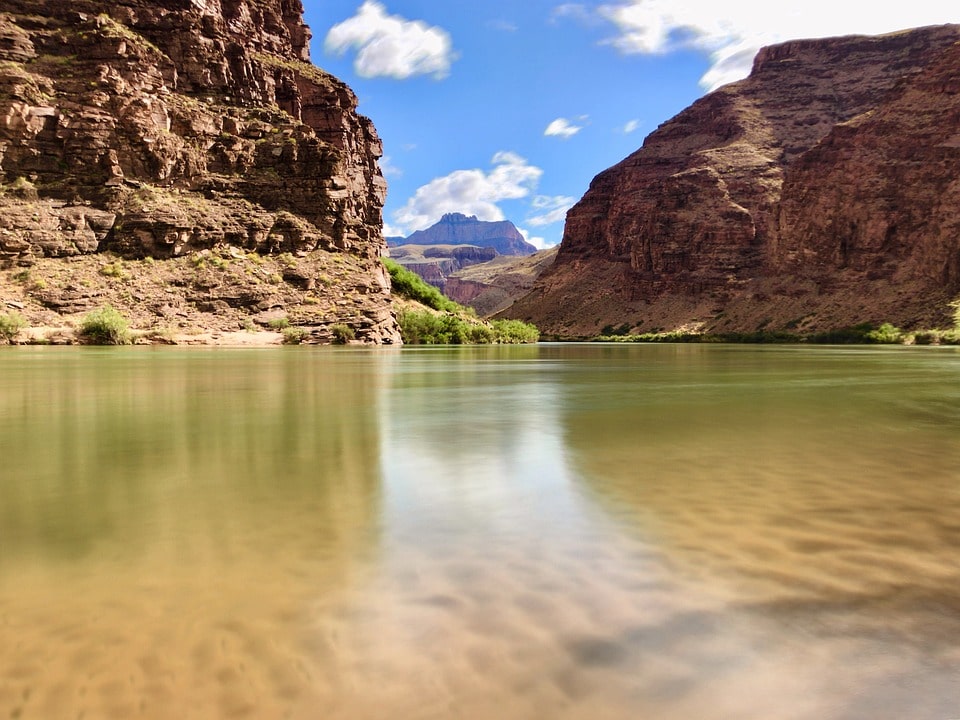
[392,213,537,256]
[0,0,399,343]
[506,26,960,337]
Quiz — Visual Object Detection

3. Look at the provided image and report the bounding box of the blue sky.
[302,1,957,247]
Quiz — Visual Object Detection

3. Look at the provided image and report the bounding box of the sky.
[301,1,958,248]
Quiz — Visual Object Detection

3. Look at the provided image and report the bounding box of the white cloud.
[550,4,597,26]
[545,117,584,138]
[527,195,577,226]
[393,152,543,233]
[379,155,402,177]
[382,221,405,238]
[519,228,552,250]
[597,0,960,90]
[622,119,640,134]
[324,1,455,80]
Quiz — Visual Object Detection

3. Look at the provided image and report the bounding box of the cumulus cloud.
[325,1,455,80]
[597,0,959,90]
[393,152,543,233]
[527,195,577,226]
[544,118,584,138]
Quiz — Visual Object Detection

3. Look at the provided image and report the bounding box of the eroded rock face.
[0,0,398,343]
[774,40,960,324]
[507,26,960,336]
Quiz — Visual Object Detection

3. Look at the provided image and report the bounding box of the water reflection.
[562,344,960,718]
[2,345,960,719]
[0,348,385,719]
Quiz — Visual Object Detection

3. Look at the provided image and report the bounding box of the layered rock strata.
[0,0,399,343]
[388,244,498,292]
[445,247,558,317]
[506,26,960,337]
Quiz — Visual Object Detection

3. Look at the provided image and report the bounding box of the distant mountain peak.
[392,214,537,256]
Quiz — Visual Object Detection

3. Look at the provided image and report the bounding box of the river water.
[1,344,959,719]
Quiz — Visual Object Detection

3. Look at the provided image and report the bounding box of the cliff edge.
[0,0,400,343]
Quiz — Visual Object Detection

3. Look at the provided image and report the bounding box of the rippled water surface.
[2,344,960,719]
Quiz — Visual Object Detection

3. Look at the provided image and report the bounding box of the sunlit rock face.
[506,26,960,337]
[0,0,399,343]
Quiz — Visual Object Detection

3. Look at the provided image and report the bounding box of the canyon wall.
[505,26,960,337]
[0,0,399,343]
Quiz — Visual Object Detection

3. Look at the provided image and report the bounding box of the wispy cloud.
[622,119,641,134]
[393,152,543,233]
[378,155,402,177]
[596,0,959,90]
[527,195,577,226]
[544,117,584,139]
[550,3,599,26]
[325,1,456,80]
[487,19,519,32]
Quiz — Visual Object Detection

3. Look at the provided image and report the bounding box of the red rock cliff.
[0,0,399,343]
[506,25,960,336]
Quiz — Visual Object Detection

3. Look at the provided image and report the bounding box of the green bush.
[330,323,355,344]
[491,318,540,344]
[383,258,460,313]
[807,323,877,344]
[282,326,307,345]
[267,317,290,330]
[78,306,131,345]
[0,311,27,342]
[398,310,537,345]
[865,322,903,344]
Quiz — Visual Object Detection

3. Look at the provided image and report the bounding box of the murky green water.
[1,344,959,719]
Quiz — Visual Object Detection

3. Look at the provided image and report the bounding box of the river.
[1,344,959,719]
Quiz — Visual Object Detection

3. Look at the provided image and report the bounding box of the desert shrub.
[807,323,877,344]
[0,311,27,342]
[100,260,125,278]
[491,318,540,344]
[282,326,307,345]
[911,330,940,345]
[383,258,460,313]
[397,310,460,344]
[865,323,903,344]
[397,310,538,345]
[78,306,131,345]
[330,323,355,344]
[267,317,290,330]
[941,329,960,345]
